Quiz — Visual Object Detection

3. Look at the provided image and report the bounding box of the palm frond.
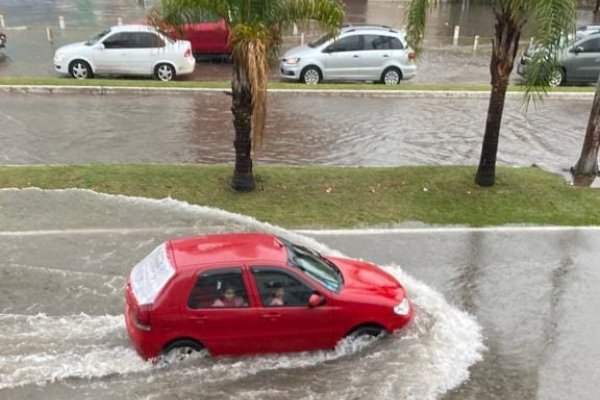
[277,0,345,37]
[523,0,575,103]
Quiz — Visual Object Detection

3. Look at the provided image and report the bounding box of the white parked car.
[53,24,195,81]
[280,25,417,85]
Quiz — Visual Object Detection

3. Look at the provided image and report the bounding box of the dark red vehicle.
[125,233,413,361]
[139,14,230,57]
[182,18,229,56]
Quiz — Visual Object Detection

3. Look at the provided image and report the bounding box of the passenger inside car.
[212,284,246,307]
[269,283,285,306]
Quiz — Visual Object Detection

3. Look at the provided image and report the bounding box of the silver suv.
[517,27,600,86]
[280,25,417,85]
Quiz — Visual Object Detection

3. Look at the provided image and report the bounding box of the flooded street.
[1,189,600,400]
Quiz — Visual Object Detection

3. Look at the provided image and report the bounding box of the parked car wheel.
[162,339,204,362]
[301,66,322,84]
[549,69,565,87]
[155,63,176,81]
[69,60,93,79]
[381,67,402,85]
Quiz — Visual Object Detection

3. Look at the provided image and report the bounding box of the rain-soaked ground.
[1,188,600,400]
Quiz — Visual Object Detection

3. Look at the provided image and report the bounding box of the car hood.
[56,42,87,54]
[282,44,315,59]
[326,256,405,298]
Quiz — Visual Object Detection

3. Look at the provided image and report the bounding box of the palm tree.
[141,0,344,191]
[406,0,575,186]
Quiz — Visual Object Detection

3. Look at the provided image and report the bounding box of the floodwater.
[0,91,592,181]
[1,188,600,400]
[1,2,600,399]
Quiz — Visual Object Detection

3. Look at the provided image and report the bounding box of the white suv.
[280,25,417,85]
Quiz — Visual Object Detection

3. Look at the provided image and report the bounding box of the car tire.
[347,325,385,340]
[301,66,322,85]
[69,60,93,80]
[381,67,402,85]
[549,69,565,87]
[154,63,176,82]
[162,339,204,362]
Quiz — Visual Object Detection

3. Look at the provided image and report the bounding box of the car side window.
[132,32,165,48]
[187,268,249,309]
[579,37,600,52]
[102,32,130,49]
[251,268,315,307]
[326,35,364,52]
[364,35,404,50]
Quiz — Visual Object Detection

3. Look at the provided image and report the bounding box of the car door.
[565,36,600,82]
[249,266,334,353]
[320,34,365,80]
[125,31,166,75]
[184,267,262,355]
[97,32,131,73]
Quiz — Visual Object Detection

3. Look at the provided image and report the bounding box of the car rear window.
[130,243,175,305]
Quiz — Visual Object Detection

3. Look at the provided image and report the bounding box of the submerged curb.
[0,84,595,99]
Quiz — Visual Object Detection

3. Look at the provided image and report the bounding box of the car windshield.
[279,237,343,292]
[309,33,333,48]
[85,29,111,45]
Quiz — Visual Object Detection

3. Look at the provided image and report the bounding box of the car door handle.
[191,315,207,321]
[383,54,389,57]
[353,54,359,58]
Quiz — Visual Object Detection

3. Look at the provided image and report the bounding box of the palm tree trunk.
[595,0,600,23]
[571,76,600,187]
[231,56,255,191]
[475,12,520,187]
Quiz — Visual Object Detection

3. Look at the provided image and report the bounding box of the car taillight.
[408,51,416,61]
[134,304,152,331]
[184,48,192,58]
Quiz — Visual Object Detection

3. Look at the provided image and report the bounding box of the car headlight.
[393,298,410,316]
[284,57,300,65]
[54,53,66,63]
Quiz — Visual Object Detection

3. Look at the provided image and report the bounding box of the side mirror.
[571,46,583,54]
[95,43,105,50]
[323,47,334,54]
[308,293,326,308]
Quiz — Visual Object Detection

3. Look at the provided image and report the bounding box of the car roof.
[107,24,160,33]
[168,233,288,269]
[340,24,404,36]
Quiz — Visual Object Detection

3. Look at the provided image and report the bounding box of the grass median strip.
[1,164,599,228]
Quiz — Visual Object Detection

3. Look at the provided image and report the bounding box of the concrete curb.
[0,84,595,99]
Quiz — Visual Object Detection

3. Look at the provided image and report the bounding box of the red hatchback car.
[125,233,413,360]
